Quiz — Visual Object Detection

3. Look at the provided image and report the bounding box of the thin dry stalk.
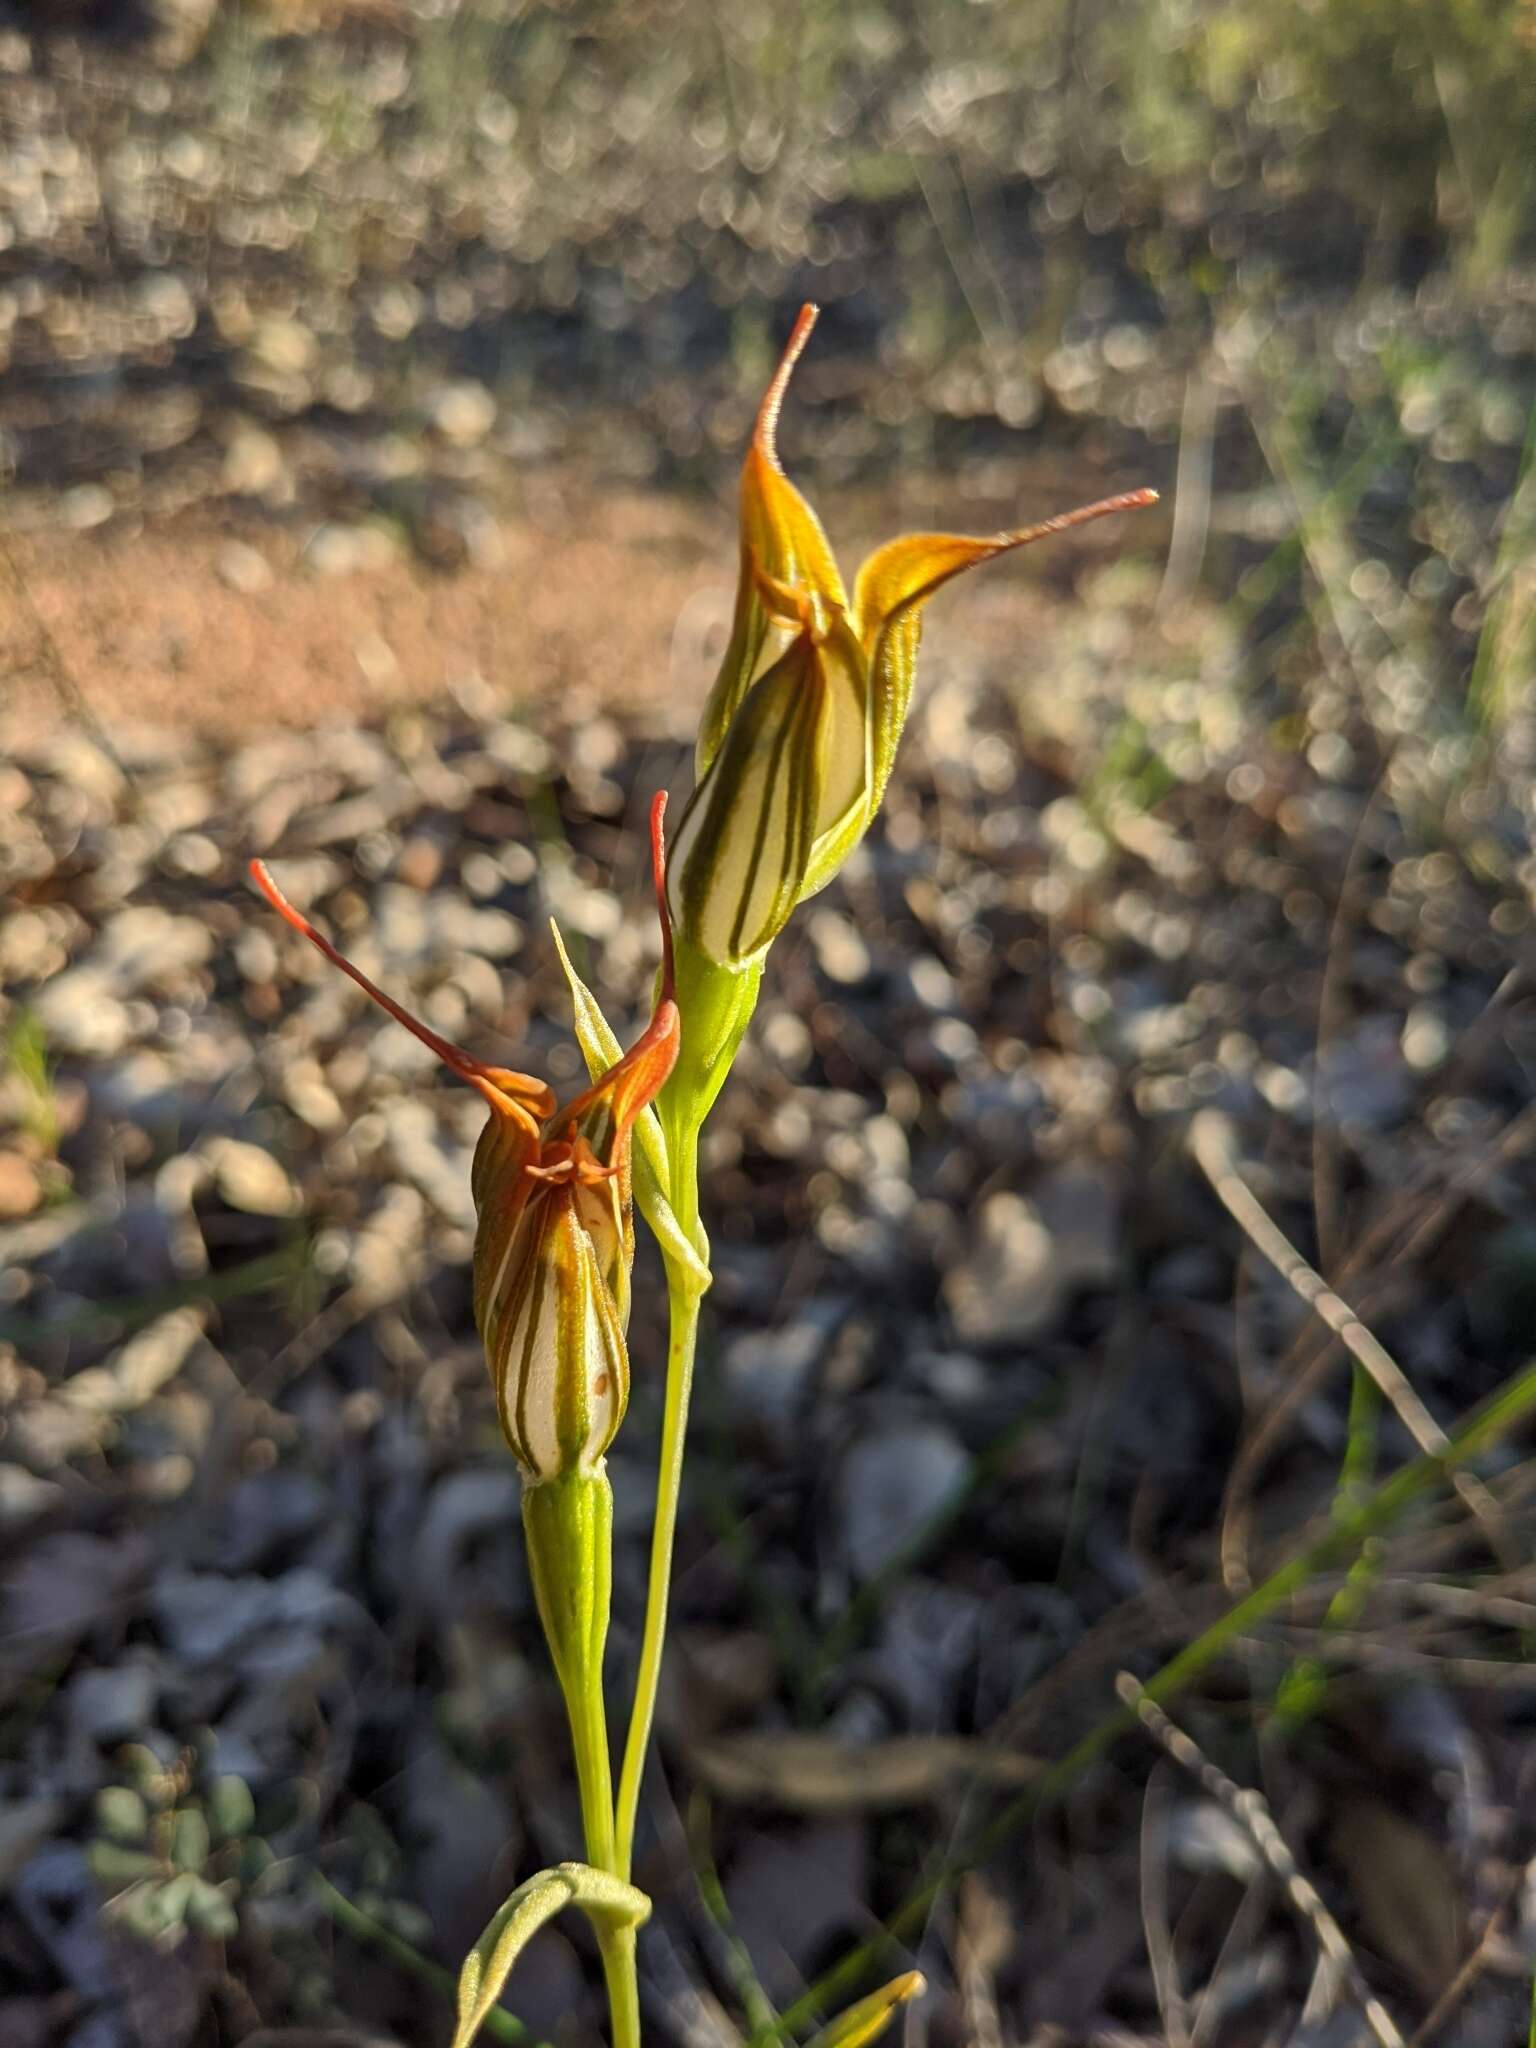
[1219,1059,1536,1588]
[1114,1675,1406,2048]
[954,1873,1009,2048]
[1410,1581,1536,1631]
[1157,360,1218,611]
[1190,1111,1518,1576]
[1138,1762,1192,2048]
[1403,1871,1522,2048]
[1287,1637,1536,1690]
[1188,1874,1274,2048]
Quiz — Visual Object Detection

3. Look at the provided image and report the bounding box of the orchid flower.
[667,301,1158,970]
[250,794,680,1486]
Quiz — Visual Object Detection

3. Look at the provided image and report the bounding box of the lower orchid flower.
[250,793,679,1489]
[253,798,681,2032]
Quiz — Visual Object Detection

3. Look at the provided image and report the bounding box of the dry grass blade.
[689,1732,1041,1813]
[1115,1675,1406,2048]
[1310,766,1391,1281]
[1218,1061,1536,1591]
[1281,1636,1536,1689]
[1156,358,1218,612]
[1403,1870,1523,2047]
[1189,1111,1517,1575]
[1138,1762,1191,2048]
[955,1874,1008,2048]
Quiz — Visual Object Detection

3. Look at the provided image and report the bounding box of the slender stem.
[616,1120,704,1881]
[557,1587,642,2048]
[598,1924,642,2048]
[562,1654,616,1877]
[523,1474,638,2046]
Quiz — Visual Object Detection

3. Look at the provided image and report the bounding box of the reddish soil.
[0,474,728,744]
[0,463,1159,745]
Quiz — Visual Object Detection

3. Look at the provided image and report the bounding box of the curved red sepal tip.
[247,858,552,1125]
[753,302,819,471]
[649,789,675,1002]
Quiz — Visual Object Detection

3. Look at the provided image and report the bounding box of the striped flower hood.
[667,302,1157,969]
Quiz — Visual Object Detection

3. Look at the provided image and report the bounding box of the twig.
[1219,1045,1536,1589]
[1190,1110,1518,1574]
[1138,1762,1191,2048]
[1404,1870,1522,2047]
[1114,1675,1405,2048]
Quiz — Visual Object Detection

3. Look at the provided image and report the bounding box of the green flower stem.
[452,1863,650,2048]
[523,1476,616,1864]
[616,1111,706,1883]
[522,1474,641,2048]
[596,1924,641,2048]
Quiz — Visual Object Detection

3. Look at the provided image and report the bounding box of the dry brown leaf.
[1328,1793,1464,2001]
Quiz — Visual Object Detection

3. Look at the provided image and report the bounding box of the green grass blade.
[753,1353,1536,2044]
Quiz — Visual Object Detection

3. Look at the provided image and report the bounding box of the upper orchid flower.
[666,302,1158,970]
[251,795,680,1486]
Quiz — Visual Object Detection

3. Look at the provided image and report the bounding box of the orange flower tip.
[1045,486,1160,529]
[650,787,677,1000]
[752,301,820,471]
[248,856,313,940]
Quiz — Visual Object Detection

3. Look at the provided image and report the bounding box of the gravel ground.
[5,613,1536,2045]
